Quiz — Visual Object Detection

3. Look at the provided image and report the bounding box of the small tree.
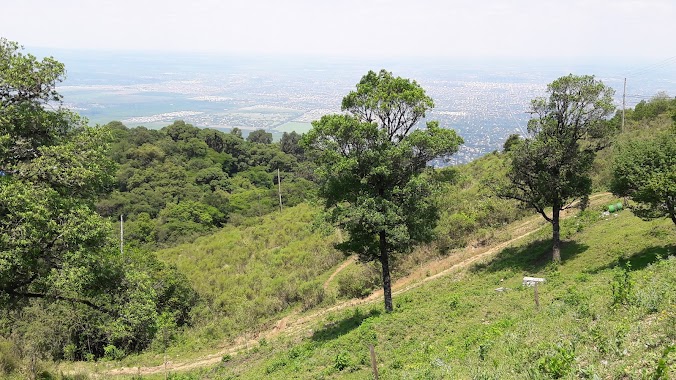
[611,127,676,226]
[499,74,615,262]
[303,70,463,312]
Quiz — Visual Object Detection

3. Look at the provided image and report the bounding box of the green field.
[274,121,314,134]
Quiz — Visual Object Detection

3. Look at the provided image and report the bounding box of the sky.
[2,0,675,60]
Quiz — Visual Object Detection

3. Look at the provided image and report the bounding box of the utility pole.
[622,78,626,131]
[120,214,124,257]
[277,168,283,212]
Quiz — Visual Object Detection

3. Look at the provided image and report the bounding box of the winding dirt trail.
[322,256,356,291]
[89,193,612,377]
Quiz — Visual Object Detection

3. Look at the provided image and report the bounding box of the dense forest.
[98,120,315,247]
[1,38,675,379]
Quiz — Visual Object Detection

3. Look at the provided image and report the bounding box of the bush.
[611,262,634,306]
[336,264,380,299]
[103,344,125,361]
[334,352,352,371]
[0,338,19,375]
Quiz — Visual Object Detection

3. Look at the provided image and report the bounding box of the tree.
[280,131,303,157]
[499,74,615,262]
[303,70,463,312]
[246,129,273,144]
[0,38,117,310]
[502,133,522,152]
[611,127,676,226]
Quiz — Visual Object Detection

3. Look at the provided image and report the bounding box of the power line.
[623,56,676,78]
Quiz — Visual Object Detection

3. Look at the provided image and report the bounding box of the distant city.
[51,50,675,164]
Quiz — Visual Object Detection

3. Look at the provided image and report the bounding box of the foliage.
[611,262,634,306]
[630,92,676,122]
[435,153,528,251]
[498,74,616,261]
[0,39,198,368]
[155,204,343,352]
[0,37,115,313]
[611,126,676,226]
[246,129,273,144]
[502,133,522,152]
[98,120,316,246]
[197,209,676,379]
[304,69,463,311]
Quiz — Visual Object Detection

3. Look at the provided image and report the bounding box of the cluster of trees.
[97,120,315,247]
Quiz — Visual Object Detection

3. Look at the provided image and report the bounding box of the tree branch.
[7,289,113,315]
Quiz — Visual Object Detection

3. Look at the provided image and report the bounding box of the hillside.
[153,206,676,379]
[2,38,675,380]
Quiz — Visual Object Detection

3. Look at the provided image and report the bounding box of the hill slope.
[175,207,675,379]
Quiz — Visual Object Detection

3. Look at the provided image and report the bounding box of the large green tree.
[611,126,676,226]
[303,70,463,312]
[0,38,117,309]
[499,74,615,262]
[0,40,199,363]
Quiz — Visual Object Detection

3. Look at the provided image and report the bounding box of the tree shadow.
[592,244,675,273]
[311,308,381,343]
[472,239,589,273]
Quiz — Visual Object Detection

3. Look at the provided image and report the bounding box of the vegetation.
[304,70,463,312]
[499,74,616,262]
[98,121,316,247]
[146,204,676,380]
[611,118,676,226]
[154,204,343,352]
[1,39,674,379]
[0,39,197,373]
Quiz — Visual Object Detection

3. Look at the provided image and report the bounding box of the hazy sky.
[2,0,674,59]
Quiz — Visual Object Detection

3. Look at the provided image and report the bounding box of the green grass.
[104,203,345,367]
[173,208,676,379]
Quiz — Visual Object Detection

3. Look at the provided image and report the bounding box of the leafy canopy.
[498,74,615,261]
[0,38,116,308]
[304,69,463,263]
[611,126,676,225]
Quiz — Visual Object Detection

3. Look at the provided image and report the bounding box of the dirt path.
[323,256,355,291]
[96,193,613,377]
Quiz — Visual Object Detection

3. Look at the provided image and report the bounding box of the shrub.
[103,345,125,361]
[611,262,634,306]
[334,352,351,371]
[336,264,380,299]
[537,343,575,378]
[0,339,19,375]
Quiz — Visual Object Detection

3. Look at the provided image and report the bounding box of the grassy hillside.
[171,207,675,379]
[130,203,344,364]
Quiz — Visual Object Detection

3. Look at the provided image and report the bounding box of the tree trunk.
[667,198,676,227]
[552,204,561,262]
[379,230,393,313]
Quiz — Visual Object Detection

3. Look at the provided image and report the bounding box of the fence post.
[369,344,379,379]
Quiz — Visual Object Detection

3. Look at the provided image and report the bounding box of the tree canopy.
[611,126,676,226]
[499,74,615,262]
[304,69,463,312]
[0,39,198,363]
[0,38,115,309]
